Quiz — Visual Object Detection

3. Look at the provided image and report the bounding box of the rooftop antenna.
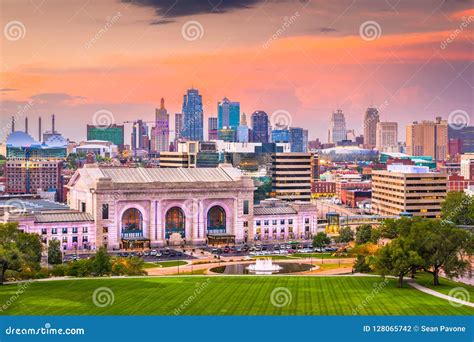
[52,114,55,133]
[25,117,28,134]
[11,116,14,132]
[38,116,42,142]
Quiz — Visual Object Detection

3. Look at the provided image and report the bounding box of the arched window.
[122,208,143,233]
[207,206,226,234]
[165,207,185,239]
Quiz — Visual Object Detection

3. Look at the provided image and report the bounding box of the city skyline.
[1,0,472,142]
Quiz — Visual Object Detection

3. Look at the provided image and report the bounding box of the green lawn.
[143,261,188,269]
[0,276,472,315]
[413,272,474,303]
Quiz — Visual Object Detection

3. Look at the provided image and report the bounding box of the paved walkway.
[407,280,474,308]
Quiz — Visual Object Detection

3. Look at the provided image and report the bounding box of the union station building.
[66,164,318,250]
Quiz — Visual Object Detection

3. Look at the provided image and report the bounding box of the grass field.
[414,273,474,303]
[0,276,472,316]
[143,261,188,269]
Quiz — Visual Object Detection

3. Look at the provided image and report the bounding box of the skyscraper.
[208,117,218,140]
[218,97,240,129]
[153,98,170,152]
[131,120,149,151]
[363,107,379,149]
[376,122,398,152]
[236,112,249,143]
[328,110,346,143]
[182,89,204,141]
[175,113,183,142]
[406,117,448,161]
[251,110,269,143]
[290,127,304,152]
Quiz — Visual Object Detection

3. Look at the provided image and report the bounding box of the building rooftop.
[253,206,298,216]
[34,211,94,223]
[0,199,70,214]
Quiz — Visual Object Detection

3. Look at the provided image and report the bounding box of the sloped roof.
[34,211,94,223]
[253,206,297,216]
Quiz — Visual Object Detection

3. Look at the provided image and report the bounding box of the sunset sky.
[1,0,473,142]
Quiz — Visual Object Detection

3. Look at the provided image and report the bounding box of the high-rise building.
[152,98,170,152]
[6,160,65,201]
[271,153,312,202]
[131,120,149,151]
[376,122,398,152]
[218,127,236,142]
[218,97,240,130]
[290,127,304,152]
[236,112,249,143]
[328,110,346,143]
[302,129,308,153]
[272,129,290,143]
[448,126,474,153]
[182,89,204,141]
[363,107,379,149]
[87,124,124,150]
[406,117,448,161]
[208,117,218,140]
[460,154,474,181]
[251,111,269,143]
[372,164,447,218]
[175,113,183,142]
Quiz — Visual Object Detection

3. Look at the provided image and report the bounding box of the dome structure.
[6,131,40,147]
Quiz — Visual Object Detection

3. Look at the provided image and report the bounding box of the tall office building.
[363,107,379,149]
[290,127,304,152]
[302,129,308,153]
[328,110,346,143]
[236,112,249,143]
[218,97,240,129]
[372,165,447,218]
[460,154,474,181]
[208,117,218,140]
[182,89,204,141]
[131,120,149,151]
[175,113,183,142]
[153,98,170,152]
[406,117,448,161]
[87,124,124,150]
[271,153,312,201]
[376,122,398,152]
[272,129,290,143]
[251,111,269,143]
[448,126,474,153]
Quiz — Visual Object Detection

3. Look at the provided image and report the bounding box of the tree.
[441,192,474,226]
[92,247,111,276]
[0,223,42,284]
[313,232,330,249]
[374,236,423,287]
[336,226,354,243]
[48,239,62,265]
[355,224,372,245]
[378,219,400,239]
[417,221,472,285]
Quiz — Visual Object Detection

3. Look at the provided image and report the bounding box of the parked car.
[150,249,158,256]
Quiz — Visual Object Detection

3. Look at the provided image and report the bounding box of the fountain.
[247,258,282,274]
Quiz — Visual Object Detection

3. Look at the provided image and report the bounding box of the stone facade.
[67,165,255,249]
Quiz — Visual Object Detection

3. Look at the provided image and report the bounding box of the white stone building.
[67,165,255,249]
